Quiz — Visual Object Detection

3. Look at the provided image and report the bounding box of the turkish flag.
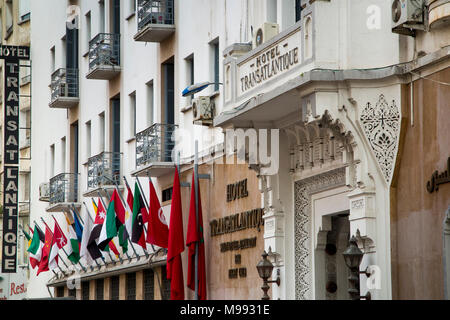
[37,225,52,275]
[147,179,169,248]
[166,167,185,300]
[186,173,207,300]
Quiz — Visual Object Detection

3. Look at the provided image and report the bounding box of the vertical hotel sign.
[1,45,30,273]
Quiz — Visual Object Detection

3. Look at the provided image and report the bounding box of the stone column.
[89,279,96,300]
[119,274,126,300]
[136,271,144,300]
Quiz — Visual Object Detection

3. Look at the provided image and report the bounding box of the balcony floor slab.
[134,24,175,42]
[83,185,124,198]
[86,66,121,80]
[49,97,79,109]
[46,202,82,213]
[131,162,175,177]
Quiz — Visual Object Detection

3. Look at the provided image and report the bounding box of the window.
[99,0,105,33]
[146,80,154,126]
[85,121,91,158]
[161,266,171,300]
[50,46,56,73]
[81,281,90,300]
[0,10,3,42]
[162,187,173,202]
[210,39,220,92]
[185,54,194,103]
[68,288,76,299]
[129,92,136,137]
[96,279,104,300]
[61,137,66,173]
[295,0,302,23]
[56,286,65,298]
[99,112,105,152]
[19,0,31,22]
[5,1,13,39]
[143,269,154,300]
[50,144,55,178]
[126,273,136,300]
[110,276,120,300]
[85,11,91,53]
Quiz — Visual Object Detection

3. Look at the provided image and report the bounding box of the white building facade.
[27,0,449,300]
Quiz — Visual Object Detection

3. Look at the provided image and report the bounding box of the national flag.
[166,167,185,300]
[80,209,101,265]
[37,225,53,275]
[88,200,109,260]
[93,199,120,257]
[27,225,44,269]
[98,190,125,251]
[186,173,207,300]
[49,218,68,270]
[125,183,134,239]
[131,182,147,249]
[147,179,169,248]
[65,216,81,264]
[22,226,32,247]
[72,209,84,242]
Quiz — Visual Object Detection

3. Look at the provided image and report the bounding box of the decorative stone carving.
[360,94,400,184]
[294,167,346,300]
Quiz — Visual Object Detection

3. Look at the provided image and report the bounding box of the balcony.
[86,33,121,80]
[134,0,175,42]
[131,123,177,177]
[84,151,123,197]
[46,173,81,213]
[49,68,79,108]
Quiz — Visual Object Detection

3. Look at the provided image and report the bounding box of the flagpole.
[37,219,69,275]
[122,176,150,259]
[194,140,200,300]
[50,214,87,272]
[70,205,104,270]
[83,201,121,265]
[97,190,134,261]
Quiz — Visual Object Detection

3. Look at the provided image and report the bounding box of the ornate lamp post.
[256,250,280,300]
[342,236,371,300]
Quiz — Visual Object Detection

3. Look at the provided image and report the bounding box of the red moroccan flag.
[186,173,207,300]
[166,167,185,300]
[37,225,52,275]
[147,179,169,248]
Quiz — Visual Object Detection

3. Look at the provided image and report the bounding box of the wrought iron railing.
[137,0,175,32]
[135,123,177,168]
[50,68,79,102]
[49,173,79,204]
[88,33,120,72]
[87,151,121,189]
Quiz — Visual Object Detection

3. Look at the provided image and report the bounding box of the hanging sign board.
[1,45,30,273]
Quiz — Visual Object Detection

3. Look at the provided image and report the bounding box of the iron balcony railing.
[49,173,79,204]
[50,68,79,102]
[137,0,175,32]
[135,123,177,168]
[87,151,121,189]
[88,33,120,72]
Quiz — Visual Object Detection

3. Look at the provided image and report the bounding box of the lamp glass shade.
[342,236,364,269]
[256,251,274,279]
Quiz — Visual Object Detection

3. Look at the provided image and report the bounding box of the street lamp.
[256,250,280,300]
[182,81,223,97]
[342,236,371,300]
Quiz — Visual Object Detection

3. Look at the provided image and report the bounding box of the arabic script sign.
[426,157,450,193]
